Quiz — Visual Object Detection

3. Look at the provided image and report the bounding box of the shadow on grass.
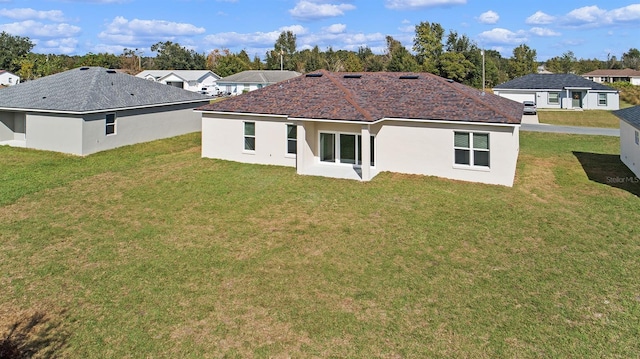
[573,151,640,197]
[0,310,68,358]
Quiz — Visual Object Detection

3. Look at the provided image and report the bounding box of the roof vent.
[79,67,90,70]
[344,74,362,78]
[306,73,323,78]
[106,69,117,74]
[446,79,454,83]
[399,75,419,79]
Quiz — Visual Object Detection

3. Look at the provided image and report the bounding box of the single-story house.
[614,105,640,179]
[493,74,619,110]
[136,70,221,93]
[0,66,211,155]
[0,70,20,86]
[216,70,301,95]
[582,69,640,86]
[198,70,523,186]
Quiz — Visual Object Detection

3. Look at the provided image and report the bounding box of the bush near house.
[609,82,640,106]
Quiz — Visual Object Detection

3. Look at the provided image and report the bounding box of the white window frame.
[453,131,490,169]
[243,121,255,153]
[548,92,559,105]
[318,131,375,167]
[635,130,639,146]
[598,93,607,106]
[105,113,116,136]
[286,124,297,157]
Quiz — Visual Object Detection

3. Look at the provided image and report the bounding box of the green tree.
[150,41,206,70]
[508,44,537,78]
[0,31,35,73]
[545,51,576,74]
[438,52,473,82]
[357,46,385,72]
[413,21,444,73]
[297,46,323,72]
[622,48,640,70]
[206,49,249,77]
[78,52,121,68]
[266,31,297,70]
[386,37,419,72]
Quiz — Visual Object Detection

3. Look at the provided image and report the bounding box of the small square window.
[454,132,489,168]
[105,113,116,135]
[548,92,559,104]
[598,93,607,106]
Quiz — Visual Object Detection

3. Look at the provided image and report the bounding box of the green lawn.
[537,110,620,128]
[1,132,639,358]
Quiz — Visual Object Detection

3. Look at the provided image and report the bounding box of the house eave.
[0,99,211,115]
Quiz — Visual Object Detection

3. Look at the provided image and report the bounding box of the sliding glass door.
[320,132,374,166]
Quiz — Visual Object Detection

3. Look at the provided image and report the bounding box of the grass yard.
[1,132,639,358]
[537,109,620,128]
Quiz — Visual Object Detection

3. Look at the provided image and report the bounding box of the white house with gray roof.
[493,74,619,111]
[614,106,640,179]
[216,70,301,95]
[0,67,211,155]
[136,70,221,93]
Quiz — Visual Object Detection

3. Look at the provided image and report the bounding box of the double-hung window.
[454,132,490,168]
[319,132,375,166]
[598,93,607,106]
[105,113,116,135]
[548,92,559,105]
[244,122,255,151]
[287,124,297,155]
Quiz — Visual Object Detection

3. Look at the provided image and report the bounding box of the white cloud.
[565,5,607,25]
[289,1,356,21]
[36,37,78,54]
[529,27,560,37]
[525,11,556,25]
[0,8,66,22]
[477,28,528,45]
[478,10,499,24]
[0,20,81,37]
[324,23,347,34]
[98,16,205,45]
[385,0,466,10]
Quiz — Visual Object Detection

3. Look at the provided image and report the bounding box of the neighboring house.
[0,70,20,86]
[582,69,640,86]
[614,106,640,179]
[216,70,301,95]
[0,67,211,155]
[136,70,221,92]
[493,74,620,110]
[198,70,523,187]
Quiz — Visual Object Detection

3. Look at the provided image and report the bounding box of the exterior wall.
[216,82,265,95]
[0,112,16,141]
[493,90,535,104]
[632,77,640,86]
[81,103,205,155]
[26,113,84,154]
[201,113,296,167]
[584,92,619,110]
[620,120,640,179]
[0,72,20,86]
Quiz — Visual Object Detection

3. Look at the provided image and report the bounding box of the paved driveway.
[521,114,539,124]
[521,123,619,137]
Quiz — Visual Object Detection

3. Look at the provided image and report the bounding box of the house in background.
[0,70,20,86]
[493,74,619,111]
[198,70,523,187]
[614,106,640,179]
[216,70,301,95]
[136,70,221,93]
[0,67,211,155]
[582,69,640,86]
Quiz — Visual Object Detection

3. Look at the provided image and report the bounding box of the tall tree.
[622,48,640,70]
[508,44,537,78]
[266,31,297,70]
[545,51,576,74]
[150,41,206,70]
[413,21,444,73]
[386,37,419,72]
[357,46,385,72]
[438,52,472,82]
[0,31,35,73]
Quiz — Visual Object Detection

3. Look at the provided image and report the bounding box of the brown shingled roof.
[198,70,523,124]
[582,69,640,77]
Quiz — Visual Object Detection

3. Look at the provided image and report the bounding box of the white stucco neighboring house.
[614,106,640,179]
[493,73,619,111]
[582,69,640,86]
[198,70,523,187]
[0,70,20,86]
[216,70,301,95]
[136,70,221,93]
[0,67,211,155]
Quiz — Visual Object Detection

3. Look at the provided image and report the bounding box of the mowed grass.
[1,132,639,358]
[537,109,620,128]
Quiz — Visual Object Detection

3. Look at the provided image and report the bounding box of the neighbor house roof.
[136,70,220,82]
[199,70,523,124]
[0,67,211,114]
[614,106,640,130]
[217,70,302,84]
[494,73,616,91]
[582,69,640,77]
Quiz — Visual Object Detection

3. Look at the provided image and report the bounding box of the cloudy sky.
[0,0,639,61]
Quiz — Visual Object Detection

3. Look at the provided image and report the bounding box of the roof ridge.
[324,70,373,121]
[435,73,519,123]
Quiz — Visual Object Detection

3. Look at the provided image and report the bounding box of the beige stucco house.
[0,67,211,155]
[614,106,640,179]
[198,71,523,187]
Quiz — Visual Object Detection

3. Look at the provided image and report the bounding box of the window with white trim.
[244,122,255,151]
[598,93,607,106]
[105,113,116,135]
[635,130,639,146]
[548,92,559,104]
[286,124,297,155]
[319,132,375,166]
[454,132,490,168]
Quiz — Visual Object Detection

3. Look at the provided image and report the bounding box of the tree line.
[2,24,640,89]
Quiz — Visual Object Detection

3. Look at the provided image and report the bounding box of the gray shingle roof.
[614,106,640,130]
[199,70,523,124]
[494,73,616,91]
[0,67,211,113]
[136,70,220,81]
[217,70,302,84]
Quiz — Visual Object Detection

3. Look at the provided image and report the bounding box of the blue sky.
[0,0,639,62]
